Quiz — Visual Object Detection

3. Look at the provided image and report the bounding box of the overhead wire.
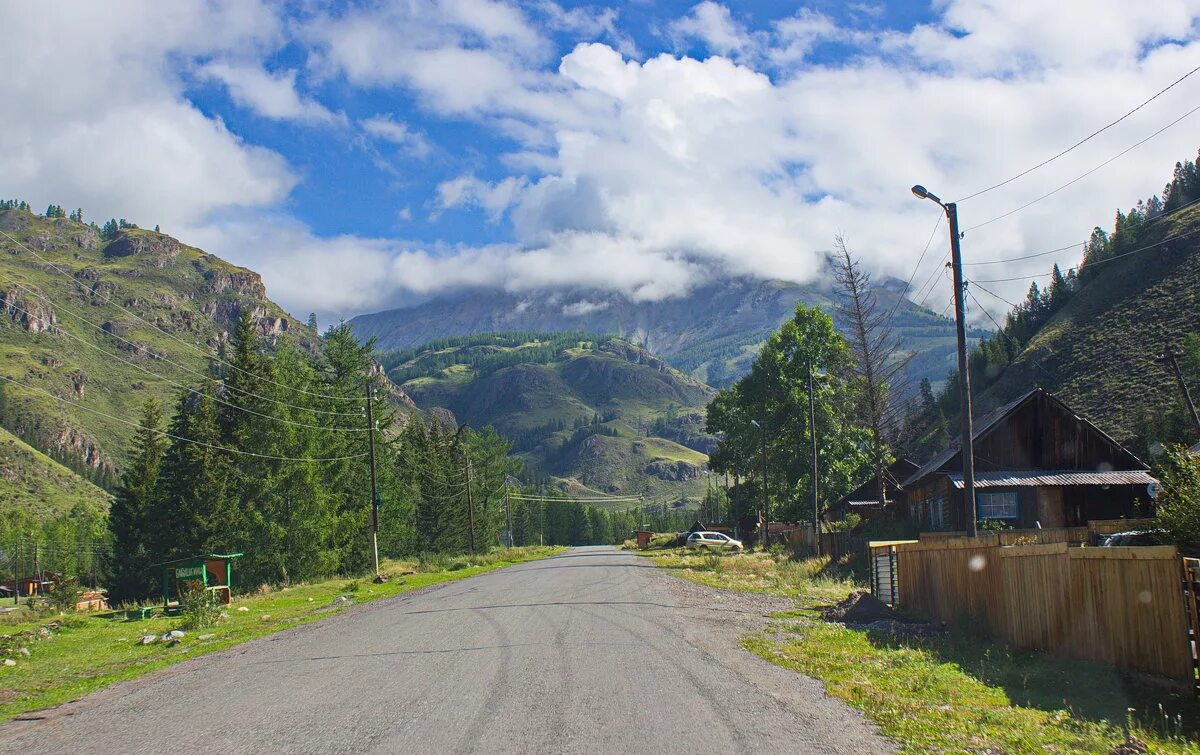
[1,278,365,418]
[962,101,1200,232]
[970,226,1200,283]
[962,194,1200,267]
[883,210,943,326]
[0,228,362,403]
[955,62,1200,203]
[0,374,368,462]
[0,297,368,433]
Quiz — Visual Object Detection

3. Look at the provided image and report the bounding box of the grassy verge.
[644,548,1198,753]
[0,546,563,720]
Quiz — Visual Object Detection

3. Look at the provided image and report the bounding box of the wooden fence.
[917,519,1156,547]
[884,536,1193,683]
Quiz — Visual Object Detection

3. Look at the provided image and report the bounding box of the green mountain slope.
[0,424,110,521]
[0,208,314,480]
[960,204,1200,449]
[350,277,985,390]
[383,334,717,503]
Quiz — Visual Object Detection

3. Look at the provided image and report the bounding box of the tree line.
[104,314,634,603]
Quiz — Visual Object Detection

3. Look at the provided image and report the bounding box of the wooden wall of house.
[974,393,1141,472]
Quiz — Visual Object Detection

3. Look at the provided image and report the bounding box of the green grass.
[0,546,563,720]
[644,549,1199,753]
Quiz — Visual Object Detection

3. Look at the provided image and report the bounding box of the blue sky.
[3,1,1200,321]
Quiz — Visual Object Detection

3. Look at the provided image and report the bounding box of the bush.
[48,574,83,614]
[178,582,222,631]
[1154,445,1200,554]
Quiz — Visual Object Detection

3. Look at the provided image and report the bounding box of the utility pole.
[808,363,821,556]
[463,454,477,554]
[365,385,382,581]
[912,186,977,537]
[750,419,768,550]
[1161,349,1200,438]
[504,486,514,547]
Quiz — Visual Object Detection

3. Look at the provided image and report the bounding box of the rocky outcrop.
[203,269,266,298]
[0,288,60,334]
[643,459,702,482]
[53,426,105,470]
[102,232,180,261]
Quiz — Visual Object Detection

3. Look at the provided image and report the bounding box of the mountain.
[350,276,985,390]
[0,424,111,523]
[0,208,316,481]
[381,333,717,503]
[963,202,1200,449]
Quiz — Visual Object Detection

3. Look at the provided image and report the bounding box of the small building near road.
[826,458,920,524]
[156,553,242,606]
[901,389,1157,531]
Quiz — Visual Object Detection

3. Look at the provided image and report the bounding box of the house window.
[978,491,1019,520]
[926,494,947,530]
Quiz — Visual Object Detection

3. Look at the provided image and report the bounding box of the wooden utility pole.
[1162,350,1200,438]
[366,385,381,580]
[945,203,978,537]
[464,455,477,554]
[809,364,821,556]
[504,486,514,547]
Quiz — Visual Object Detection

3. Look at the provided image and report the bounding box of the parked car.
[686,531,743,551]
[1101,529,1167,546]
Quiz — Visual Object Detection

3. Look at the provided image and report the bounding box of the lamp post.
[749,419,768,550]
[911,184,977,537]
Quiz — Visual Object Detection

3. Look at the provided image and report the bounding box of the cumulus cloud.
[198,63,341,124]
[0,1,294,231]
[6,0,1200,325]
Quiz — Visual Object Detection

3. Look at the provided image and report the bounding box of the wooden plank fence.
[887,536,1193,683]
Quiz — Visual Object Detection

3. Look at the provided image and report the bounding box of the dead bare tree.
[832,235,911,508]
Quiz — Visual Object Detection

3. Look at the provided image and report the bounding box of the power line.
[0,374,368,462]
[964,285,1057,383]
[970,226,1200,283]
[962,194,1200,267]
[0,228,362,403]
[915,253,951,309]
[955,63,1200,203]
[2,278,364,418]
[0,297,368,433]
[963,101,1200,232]
[884,210,943,325]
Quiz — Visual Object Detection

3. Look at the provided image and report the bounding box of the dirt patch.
[821,590,907,624]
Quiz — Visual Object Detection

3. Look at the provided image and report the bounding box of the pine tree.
[154,383,235,561]
[107,399,167,602]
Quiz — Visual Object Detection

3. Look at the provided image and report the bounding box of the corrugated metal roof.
[941,470,1158,488]
[1190,441,1200,455]
[901,388,1149,489]
[847,499,896,507]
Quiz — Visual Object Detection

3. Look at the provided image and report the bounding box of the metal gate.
[870,545,900,607]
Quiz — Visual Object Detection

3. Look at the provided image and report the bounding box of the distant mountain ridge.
[350,276,981,390]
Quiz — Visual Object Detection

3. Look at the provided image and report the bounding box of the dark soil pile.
[821,590,906,625]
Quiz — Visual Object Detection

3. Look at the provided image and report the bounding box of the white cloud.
[361,115,433,157]
[667,1,754,56]
[199,63,341,124]
[0,1,294,231]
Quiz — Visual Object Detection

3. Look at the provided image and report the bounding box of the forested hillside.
[899,149,1200,461]
[381,334,717,503]
[0,206,327,483]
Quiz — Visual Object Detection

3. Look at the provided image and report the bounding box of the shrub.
[48,574,84,614]
[1154,445,1200,554]
[178,581,222,631]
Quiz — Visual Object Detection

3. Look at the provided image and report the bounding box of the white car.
[686,531,743,551]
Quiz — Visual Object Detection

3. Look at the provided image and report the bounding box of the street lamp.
[749,419,769,550]
[911,184,978,537]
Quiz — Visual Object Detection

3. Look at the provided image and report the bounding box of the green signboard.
[176,565,205,580]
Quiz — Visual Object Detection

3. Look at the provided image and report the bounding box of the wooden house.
[825,458,920,523]
[901,389,1157,531]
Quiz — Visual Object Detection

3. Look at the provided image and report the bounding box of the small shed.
[157,553,242,606]
[901,389,1156,531]
[634,531,654,550]
[826,458,920,523]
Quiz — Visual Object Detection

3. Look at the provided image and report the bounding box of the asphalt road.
[0,547,891,754]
